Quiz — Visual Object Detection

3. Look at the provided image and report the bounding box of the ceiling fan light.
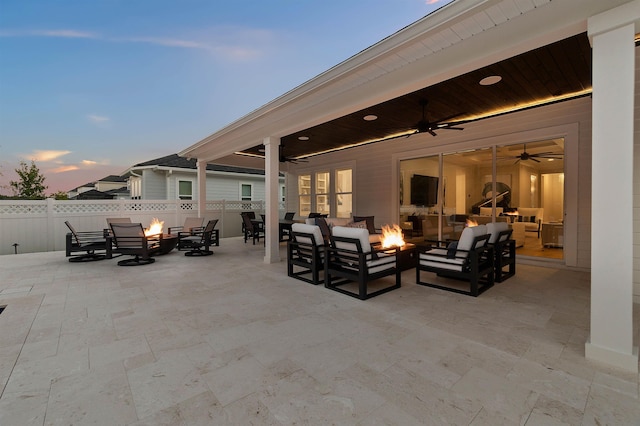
[479,75,502,86]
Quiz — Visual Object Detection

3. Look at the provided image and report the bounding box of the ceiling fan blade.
[536,154,564,158]
[428,129,437,137]
[531,157,540,163]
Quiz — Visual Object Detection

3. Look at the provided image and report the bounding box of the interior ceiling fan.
[412,99,465,136]
[510,144,564,163]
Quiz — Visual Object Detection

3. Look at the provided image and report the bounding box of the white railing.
[0,199,283,255]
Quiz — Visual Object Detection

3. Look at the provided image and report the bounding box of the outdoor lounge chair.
[487,222,515,282]
[64,221,110,262]
[416,224,494,297]
[177,219,218,256]
[109,222,161,266]
[324,226,400,300]
[168,217,204,236]
[287,223,326,285]
[106,217,131,226]
[105,217,131,236]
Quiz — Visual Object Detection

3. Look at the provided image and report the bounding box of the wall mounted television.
[410,174,439,206]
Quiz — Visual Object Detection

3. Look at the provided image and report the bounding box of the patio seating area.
[0,237,639,424]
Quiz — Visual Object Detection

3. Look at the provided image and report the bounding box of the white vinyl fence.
[0,199,280,255]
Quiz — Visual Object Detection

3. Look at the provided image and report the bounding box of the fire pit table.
[396,243,417,271]
[158,234,178,255]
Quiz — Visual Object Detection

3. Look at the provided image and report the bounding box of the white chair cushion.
[367,252,396,274]
[292,223,324,246]
[486,221,509,244]
[419,248,466,271]
[332,226,371,253]
[457,224,487,252]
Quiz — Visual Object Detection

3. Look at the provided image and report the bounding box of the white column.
[197,160,207,218]
[263,136,281,263]
[586,2,639,373]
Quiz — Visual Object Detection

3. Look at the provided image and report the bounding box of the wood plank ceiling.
[241,33,592,162]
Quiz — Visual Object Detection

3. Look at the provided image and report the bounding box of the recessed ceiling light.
[258,148,265,153]
[363,115,378,121]
[298,136,310,141]
[479,75,502,86]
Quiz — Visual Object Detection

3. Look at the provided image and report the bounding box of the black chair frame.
[325,235,400,300]
[65,221,111,262]
[109,223,162,266]
[491,229,516,282]
[178,219,217,256]
[416,234,494,297]
[241,213,264,245]
[287,229,326,285]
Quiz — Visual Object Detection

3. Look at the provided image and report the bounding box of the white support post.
[197,160,207,218]
[586,3,639,373]
[263,136,281,263]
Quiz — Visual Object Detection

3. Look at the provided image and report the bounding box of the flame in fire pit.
[145,217,164,236]
[381,224,405,248]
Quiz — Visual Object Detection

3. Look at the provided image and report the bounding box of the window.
[297,168,353,217]
[298,174,311,217]
[178,180,193,200]
[240,183,253,201]
[129,177,141,200]
[335,169,352,218]
[315,172,330,215]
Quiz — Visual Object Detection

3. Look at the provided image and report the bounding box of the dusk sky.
[0,0,451,195]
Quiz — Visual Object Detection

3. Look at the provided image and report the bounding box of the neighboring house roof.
[70,189,115,200]
[68,175,128,193]
[105,186,129,195]
[100,175,128,183]
[128,153,273,176]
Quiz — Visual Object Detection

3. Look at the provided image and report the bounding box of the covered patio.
[0,240,639,424]
[180,0,640,372]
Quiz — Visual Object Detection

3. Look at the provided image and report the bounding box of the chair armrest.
[167,226,183,235]
[75,230,109,243]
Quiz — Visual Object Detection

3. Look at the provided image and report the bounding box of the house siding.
[142,169,166,199]
[207,174,267,200]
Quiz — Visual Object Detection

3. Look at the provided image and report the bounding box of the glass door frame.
[391,123,579,266]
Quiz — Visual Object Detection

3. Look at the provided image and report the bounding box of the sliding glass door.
[400,138,565,260]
